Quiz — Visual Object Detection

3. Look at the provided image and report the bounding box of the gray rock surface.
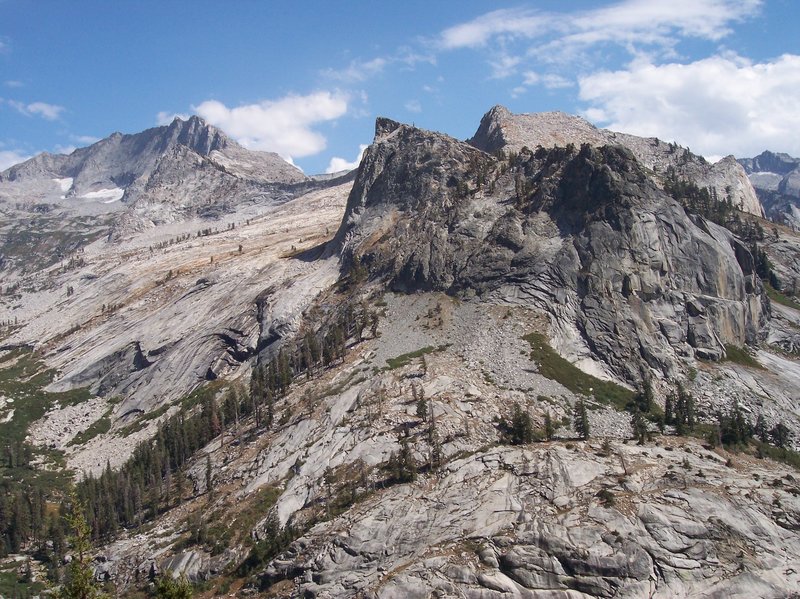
[336,119,767,384]
[470,106,764,217]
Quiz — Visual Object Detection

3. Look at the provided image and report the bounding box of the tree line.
[74,299,380,542]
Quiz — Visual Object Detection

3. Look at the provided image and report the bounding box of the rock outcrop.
[739,150,800,229]
[336,118,767,383]
[470,105,765,217]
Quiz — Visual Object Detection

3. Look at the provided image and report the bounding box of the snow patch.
[80,187,125,203]
[0,409,14,424]
[53,177,73,192]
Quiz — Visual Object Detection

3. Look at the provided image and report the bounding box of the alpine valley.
[2,107,800,598]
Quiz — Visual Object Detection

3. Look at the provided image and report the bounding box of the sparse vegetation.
[385,344,449,370]
[522,333,634,409]
[723,344,763,369]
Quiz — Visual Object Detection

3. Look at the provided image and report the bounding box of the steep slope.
[470,105,764,217]
[739,150,800,228]
[337,118,766,384]
[4,111,800,599]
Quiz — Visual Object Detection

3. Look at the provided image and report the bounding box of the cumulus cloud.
[325,144,367,174]
[7,100,65,120]
[579,54,800,158]
[0,149,31,171]
[193,91,348,161]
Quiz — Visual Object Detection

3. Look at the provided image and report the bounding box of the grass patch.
[0,349,92,447]
[766,284,800,310]
[385,344,449,370]
[0,570,45,598]
[755,442,800,471]
[723,344,763,369]
[68,408,113,446]
[522,332,634,410]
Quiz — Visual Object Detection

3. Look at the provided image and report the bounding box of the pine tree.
[510,403,533,445]
[574,399,590,440]
[55,494,108,599]
[414,386,427,421]
[427,400,442,471]
[755,414,768,443]
[664,393,674,425]
[770,422,791,449]
[631,410,648,445]
[544,411,554,441]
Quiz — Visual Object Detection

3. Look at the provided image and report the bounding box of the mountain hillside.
[1,109,800,599]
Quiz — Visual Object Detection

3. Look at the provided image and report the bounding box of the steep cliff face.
[336,118,767,383]
[470,105,765,217]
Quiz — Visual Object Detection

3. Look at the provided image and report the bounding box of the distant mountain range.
[739,150,800,229]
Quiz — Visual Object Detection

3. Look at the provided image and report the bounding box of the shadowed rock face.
[335,119,767,383]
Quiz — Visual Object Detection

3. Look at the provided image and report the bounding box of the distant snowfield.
[80,187,125,203]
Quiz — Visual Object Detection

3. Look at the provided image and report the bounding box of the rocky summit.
[1,107,800,599]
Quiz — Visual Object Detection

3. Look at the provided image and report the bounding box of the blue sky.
[1,0,798,173]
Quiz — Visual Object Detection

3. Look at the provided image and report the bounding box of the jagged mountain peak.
[469,106,764,217]
[738,150,800,228]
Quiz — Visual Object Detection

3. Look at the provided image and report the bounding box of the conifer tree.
[574,399,590,440]
[631,410,647,445]
[55,493,108,599]
[544,411,554,441]
[755,414,768,443]
[510,403,533,445]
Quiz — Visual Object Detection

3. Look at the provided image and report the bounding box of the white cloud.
[73,134,100,145]
[438,0,762,91]
[325,144,367,174]
[441,0,760,51]
[0,149,31,171]
[404,99,422,113]
[193,91,348,161]
[579,54,800,158]
[156,111,190,125]
[488,54,522,79]
[7,100,65,120]
[522,71,573,89]
[323,58,387,83]
[440,8,549,49]
[4,80,23,88]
